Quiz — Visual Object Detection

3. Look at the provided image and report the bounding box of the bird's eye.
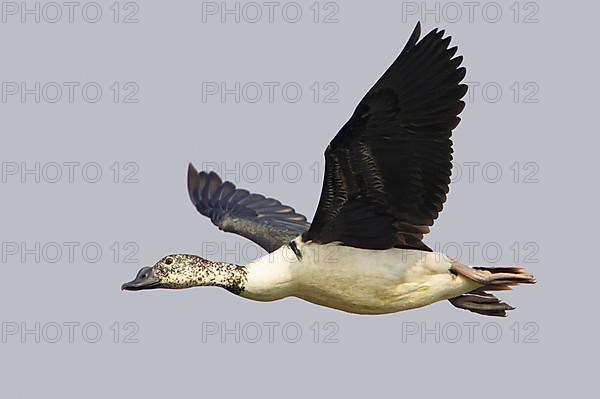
[165,257,173,265]
[140,273,148,279]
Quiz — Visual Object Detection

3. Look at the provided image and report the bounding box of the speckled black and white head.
[121,254,247,294]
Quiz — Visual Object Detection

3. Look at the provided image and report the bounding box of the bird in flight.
[122,22,535,316]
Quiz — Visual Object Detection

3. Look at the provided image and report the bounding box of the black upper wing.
[303,22,467,251]
[187,163,310,252]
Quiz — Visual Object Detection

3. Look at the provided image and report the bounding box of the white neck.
[240,246,298,301]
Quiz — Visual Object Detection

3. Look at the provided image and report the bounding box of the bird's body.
[243,237,480,314]
[122,22,536,317]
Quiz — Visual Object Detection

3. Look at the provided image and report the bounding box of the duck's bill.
[121,267,161,291]
[121,279,161,291]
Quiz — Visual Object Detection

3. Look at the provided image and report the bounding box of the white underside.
[241,237,482,315]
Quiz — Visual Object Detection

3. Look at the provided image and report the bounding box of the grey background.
[0,1,596,398]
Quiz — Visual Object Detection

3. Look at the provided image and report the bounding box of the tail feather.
[449,263,536,317]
